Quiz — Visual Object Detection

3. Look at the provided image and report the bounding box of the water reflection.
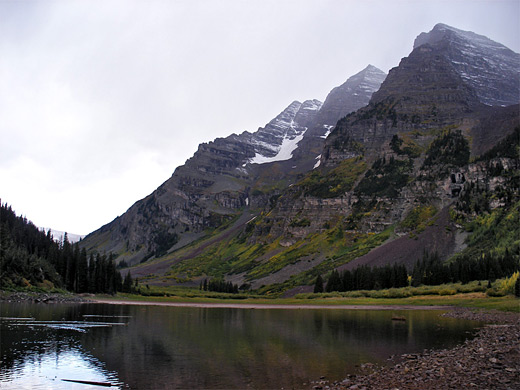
[0,304,124,389]
[0,303,482,389]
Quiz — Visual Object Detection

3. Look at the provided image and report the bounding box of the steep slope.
[81,100,316,263]
[244,100,321,165]
[81,65,385,264]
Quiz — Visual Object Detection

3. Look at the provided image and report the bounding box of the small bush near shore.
[497,271,519,295]
[486,288,506,297]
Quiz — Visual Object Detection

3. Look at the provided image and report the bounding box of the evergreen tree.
[342,270,353,291]
[123,271,133,293]
[313,275,324,293]
[326,270,342,292]
[77,248,89,293]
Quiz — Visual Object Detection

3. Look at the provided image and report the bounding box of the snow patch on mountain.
[313,154,322,169]
[249,129,307,164]
[302,100,321,111]
[321,125,334,139]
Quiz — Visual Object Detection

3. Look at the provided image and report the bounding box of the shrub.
[498,271,519,295]
[486,288,506,297]
[437,288,457,296]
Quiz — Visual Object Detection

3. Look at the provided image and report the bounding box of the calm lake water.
[0,302,482,389]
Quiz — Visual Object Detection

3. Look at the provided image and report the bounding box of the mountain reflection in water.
[0,303,482,389]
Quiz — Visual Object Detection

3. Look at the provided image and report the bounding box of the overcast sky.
[1,0,519,235]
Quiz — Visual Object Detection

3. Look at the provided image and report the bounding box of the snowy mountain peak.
[307,65,386,139]
[300,99,322,111]
[244,65,386,166]
[413,23,520,107]
[414,23,511,52]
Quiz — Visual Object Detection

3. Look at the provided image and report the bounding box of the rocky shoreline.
[311,307,520,390]
[0,291,92,304]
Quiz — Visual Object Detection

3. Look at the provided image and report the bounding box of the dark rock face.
[311,65,387,138]
[414,23,520,107]
[291,65,386,171]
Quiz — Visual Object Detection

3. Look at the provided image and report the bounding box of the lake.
[0,302,482,389]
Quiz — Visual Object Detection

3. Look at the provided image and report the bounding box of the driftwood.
[61,379,113,387]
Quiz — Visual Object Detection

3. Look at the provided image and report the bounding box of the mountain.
[81,65,386,264]
[81,24,519,296]
[41,228,85,244]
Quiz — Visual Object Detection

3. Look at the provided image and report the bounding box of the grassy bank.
[4,279,518,312]
[95,291,519,312]
[90,278,519,312]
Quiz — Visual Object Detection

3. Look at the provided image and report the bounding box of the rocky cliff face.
[81,66,385,263]
[311,65,388,137]
[292,65,386,169]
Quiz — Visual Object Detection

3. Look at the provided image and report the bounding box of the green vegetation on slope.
[355,156,412,198]
[256,227,393,295]
[422,129,470,170]
[400,204,438,233]
[390,134,422,157]
[161,215,393,294]
[297,157,367,198]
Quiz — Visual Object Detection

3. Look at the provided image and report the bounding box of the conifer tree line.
[0,203,127,293]
[200,278,239,294]
[315,263,408,293]
[411,250,519,286]
[317,249,519,293]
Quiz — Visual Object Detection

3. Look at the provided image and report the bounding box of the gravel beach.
[311,307,520,390]
[0,291,91,304]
